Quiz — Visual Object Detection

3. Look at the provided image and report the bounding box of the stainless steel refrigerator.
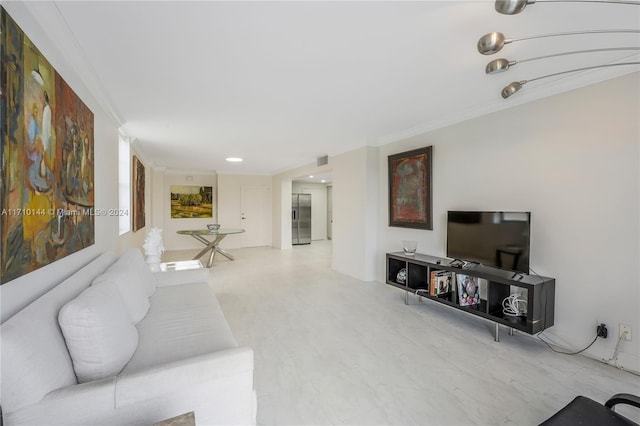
[292,193,311,245]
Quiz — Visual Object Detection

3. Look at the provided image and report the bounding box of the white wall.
[217,174,272,249]
[376,72,640,372]
[273,179,293,250]
[332,146,379,281]
[0,3,124,322]
[161,172,217,251]
[150,167,166,229]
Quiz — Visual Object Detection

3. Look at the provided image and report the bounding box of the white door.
[240,185,271,247]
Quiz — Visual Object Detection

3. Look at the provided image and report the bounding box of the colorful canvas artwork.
[388,146,433,230]
[1,7,95,284]
[170,186,213,219]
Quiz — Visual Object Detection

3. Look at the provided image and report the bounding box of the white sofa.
[0,248,256,425]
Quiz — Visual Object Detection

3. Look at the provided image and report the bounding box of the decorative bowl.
[402,240,417,256]
[207,224,221,231]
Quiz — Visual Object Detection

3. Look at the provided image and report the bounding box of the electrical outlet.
[619,324,632,341]
[597,323,608,338]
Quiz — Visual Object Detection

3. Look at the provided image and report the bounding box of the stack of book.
[430,270,455,296]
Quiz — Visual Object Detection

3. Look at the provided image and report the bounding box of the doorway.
[291,172,332,242]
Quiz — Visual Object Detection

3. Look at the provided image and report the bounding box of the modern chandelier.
[481,0,640,99]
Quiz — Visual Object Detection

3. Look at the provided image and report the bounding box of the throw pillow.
[58,284,138,383]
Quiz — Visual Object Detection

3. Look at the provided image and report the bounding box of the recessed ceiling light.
[321,179,326,183]
[226,157,243,162]
[309,175,314,178]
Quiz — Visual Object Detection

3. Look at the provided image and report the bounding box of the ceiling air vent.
[317,155,328,167]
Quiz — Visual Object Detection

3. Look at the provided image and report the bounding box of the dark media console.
[386,251,555,341]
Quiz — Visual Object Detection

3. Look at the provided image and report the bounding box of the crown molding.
[19,1,125,128]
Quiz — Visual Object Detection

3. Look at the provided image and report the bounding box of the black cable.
[537,333,598,355]
[528,266,594,355]
[527,272,639,373]
[531,265,598,356]
[528,267,544,283]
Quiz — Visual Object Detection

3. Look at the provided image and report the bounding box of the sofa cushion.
[109,248,157,298]
[91,248,156,323]
[92,267,150,324]
[58,283,139,383]
[122,282,237,373]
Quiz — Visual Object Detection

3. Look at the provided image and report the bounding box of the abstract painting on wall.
[170,186,213,219]
[132,155,145,232]
[388,146,432,230]
[1,7,95,284]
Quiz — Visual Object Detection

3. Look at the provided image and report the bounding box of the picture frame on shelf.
[388,146,433,230]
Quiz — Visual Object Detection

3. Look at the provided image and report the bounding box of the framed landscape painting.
[388,146,433,230]
[170,186,213,219]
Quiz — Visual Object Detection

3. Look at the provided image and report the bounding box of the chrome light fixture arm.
[496,0,640,15]
[501,62,640,98]
[478,30,640,55]
[515,29,640,43]
[486,47,640,74]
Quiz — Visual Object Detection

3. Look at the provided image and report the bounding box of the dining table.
[176,228,245,267]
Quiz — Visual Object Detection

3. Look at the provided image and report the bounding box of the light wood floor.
[164,241,640,425]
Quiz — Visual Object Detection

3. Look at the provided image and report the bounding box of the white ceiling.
[17,1,640,175]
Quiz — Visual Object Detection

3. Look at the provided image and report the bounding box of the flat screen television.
[446,211,531,273]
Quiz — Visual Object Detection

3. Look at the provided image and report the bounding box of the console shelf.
[386,252,555,340]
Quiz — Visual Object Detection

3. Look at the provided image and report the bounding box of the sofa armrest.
[2,347,256,426]
[5,348,256,425]
[153,267,209,287]
[115,346,254,407]
[3,377,118,425]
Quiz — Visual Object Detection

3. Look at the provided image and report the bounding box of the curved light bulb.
[477,32,509,55]
[486,58,515,74]
[495,0,534,14]
[501,81,524,99]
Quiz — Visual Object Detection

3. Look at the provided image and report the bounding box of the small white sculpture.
[143,227,165,265]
